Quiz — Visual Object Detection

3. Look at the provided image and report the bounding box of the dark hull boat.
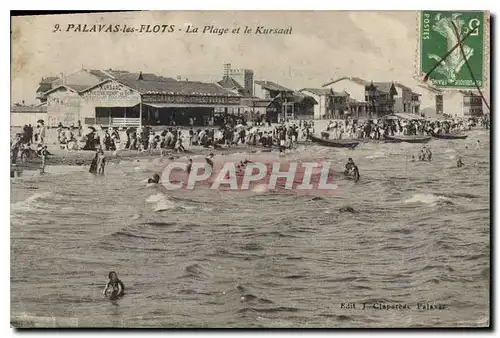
[432,133,468,140]
[384,135,432,143]
[310,135,360,148]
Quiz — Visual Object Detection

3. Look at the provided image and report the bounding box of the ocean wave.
[437,192,480,199]
[366,152,387,159]
[111,230,157,240]
[240,242,264,251]
[404,193,451,206]
[11,192,53,213]
[239,293,274,305]
[319,314,353,321]
[146,193,195,212]
[238,306,300,314]
[11,312,80,328]
[284,274,307,279]
[388,227,414,234]
[181,263,211,279]
[142,221,176,227]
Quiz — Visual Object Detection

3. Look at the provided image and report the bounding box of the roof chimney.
[223,63,231,78]
[137,71,144,80]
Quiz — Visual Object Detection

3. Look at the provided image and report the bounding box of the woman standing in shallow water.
[103,271,125,298]
[97,149,106,175]
[89,148,106,175]
[89,150,98,174]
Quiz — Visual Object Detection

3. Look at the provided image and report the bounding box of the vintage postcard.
[10,11,490,328]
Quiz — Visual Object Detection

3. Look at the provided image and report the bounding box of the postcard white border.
[3,1,497,337]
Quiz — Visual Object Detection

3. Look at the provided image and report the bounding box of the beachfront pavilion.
[44,71,243,128]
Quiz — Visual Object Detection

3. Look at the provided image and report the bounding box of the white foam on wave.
[146,192,190,212]
[404,193,449,206]
[11,192,53,213]
[444,148,457,153]
[146,193,165,203]
[366,152,387,159]
[134,165,149,172]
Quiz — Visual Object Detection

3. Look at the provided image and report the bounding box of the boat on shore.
[432,133,468,140]
[384,135,431,143]
[310,135,360,148]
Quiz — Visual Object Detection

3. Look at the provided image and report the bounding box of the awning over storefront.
[142,103,242,109]
[143,103,172,108]
[383,113,425,121]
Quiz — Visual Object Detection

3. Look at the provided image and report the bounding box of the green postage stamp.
[418,10,489,89]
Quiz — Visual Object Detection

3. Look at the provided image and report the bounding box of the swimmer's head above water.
[108,271,118,281]
[148,173,160,184]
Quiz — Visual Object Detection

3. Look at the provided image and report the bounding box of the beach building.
[365,81,398,118]
[36,77,59,103]
[299,88,349,119]
[216,64,254,116]
[322,77,371,119]
[216,63,316,122]
[39,69,242,127]
[416,88,483,118]
[226,65,254,97]
[460,90,484,117]
[413,84,443,117]
[11,103,47,127]
[394,82,421,115]
[250,80,314,122]
[238,97,274,117]
[252,80,295,122]
[323,77,399,119]
[217,64,254,97]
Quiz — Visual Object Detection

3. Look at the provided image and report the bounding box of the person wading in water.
[103,271,125,298]
[344,158,360,182]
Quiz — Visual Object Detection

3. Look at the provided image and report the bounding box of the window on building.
[436,94,443,113]
[471,97,482,105]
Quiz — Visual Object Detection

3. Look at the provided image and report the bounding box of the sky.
[10,11,489,105]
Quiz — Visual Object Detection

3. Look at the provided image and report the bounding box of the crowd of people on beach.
[323,116,484,140]
[10,121,86,165]
[11,112,488,175]
[75,118,315,155]
[10,121,49,165]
